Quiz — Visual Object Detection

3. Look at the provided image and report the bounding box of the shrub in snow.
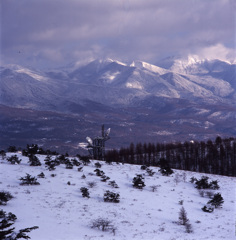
[71,158,81,166]
[0,191,13,205]
[207,193,224,208]
[150,185,159,192]
[190,177,197,183]
[194,176,220,190]
[108,180,119,188]
[94,169,105,176]
[80,156,90,166]
[65,160,73,169]
[80,187,90,198]
[90,218,115,232]
[132,174,145,189]
[104,190,120,203]
[44,155,59,171]
[81,174,86,179]
[209,180,220,190]
[146,168,155,176]
[140,165,147,170]
[87,181,97,188]
[56,154,67,164]
[178,200,184,205]
[37,172,45,178]
[19,174,40,186]
[28,154,41,166]
[101,176,110,182]
[94,162,102,168]
[7,155,21,165]
[202,205,214,213]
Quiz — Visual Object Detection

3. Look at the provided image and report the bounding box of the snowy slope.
[1,152,235,240]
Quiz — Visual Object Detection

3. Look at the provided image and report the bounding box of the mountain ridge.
[0,57,235,153]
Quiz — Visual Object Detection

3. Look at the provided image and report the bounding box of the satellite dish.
[105,128,111,137]
[86,136,93,146]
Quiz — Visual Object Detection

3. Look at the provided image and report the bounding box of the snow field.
[0,152,235,240]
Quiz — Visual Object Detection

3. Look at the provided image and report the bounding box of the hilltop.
[0,152,235,240]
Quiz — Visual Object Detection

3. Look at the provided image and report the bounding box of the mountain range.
[0,56,235,154]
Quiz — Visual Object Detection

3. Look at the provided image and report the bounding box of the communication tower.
[86,125,111,160]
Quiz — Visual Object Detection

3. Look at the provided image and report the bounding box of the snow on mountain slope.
[130,60,169,75]
[1,152,235,240]
[1,57,235,109]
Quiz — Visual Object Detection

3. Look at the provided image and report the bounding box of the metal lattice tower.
[86,125,110,160]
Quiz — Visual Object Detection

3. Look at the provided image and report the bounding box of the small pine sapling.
[19,174,40,185]
[87,181,97,188]
[65,160,73,169]
[140,165,147,170]
[7,155,21,165]
[95,162,102,168]
[108,180,119,188]
[80,187,90,198]
[37,172,45,178]
[0,191,13,205]
[146,168,155,176]
[178,207,189,226]
[28,154,41,166]
[132,174,145,189]
[103,191,120,203]
[207,193,224,208]
[209,180,220,190]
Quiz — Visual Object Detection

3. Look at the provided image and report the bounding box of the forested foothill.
[105,137,236,177]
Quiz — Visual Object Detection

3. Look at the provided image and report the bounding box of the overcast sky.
[1,0,235,69]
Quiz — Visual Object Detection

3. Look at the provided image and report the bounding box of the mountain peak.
[130,60,168,75]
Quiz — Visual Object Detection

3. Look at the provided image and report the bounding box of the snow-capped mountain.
[0,57,235,153]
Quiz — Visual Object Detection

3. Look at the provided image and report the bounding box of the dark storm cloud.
[1,0,235,68]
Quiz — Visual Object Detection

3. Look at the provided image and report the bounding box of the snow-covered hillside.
[1,153,235,240]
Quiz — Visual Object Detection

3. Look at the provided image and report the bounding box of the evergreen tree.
[80,187,90,198]
[158,158,174,176]
[207,193,224,208]
[132,174,145,189]
[103,191,120,203]
[7,155,21,165]
[0,191,13,205]
[28,154,41,166]
[19,174,40,185]
[178,207,189,226]
[0,210,38,240]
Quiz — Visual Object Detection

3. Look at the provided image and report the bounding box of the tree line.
[105,136,236,177]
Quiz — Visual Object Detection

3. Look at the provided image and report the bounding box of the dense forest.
[105,137,236,177]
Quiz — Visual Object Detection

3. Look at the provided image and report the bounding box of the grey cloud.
[1,0,235,68]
